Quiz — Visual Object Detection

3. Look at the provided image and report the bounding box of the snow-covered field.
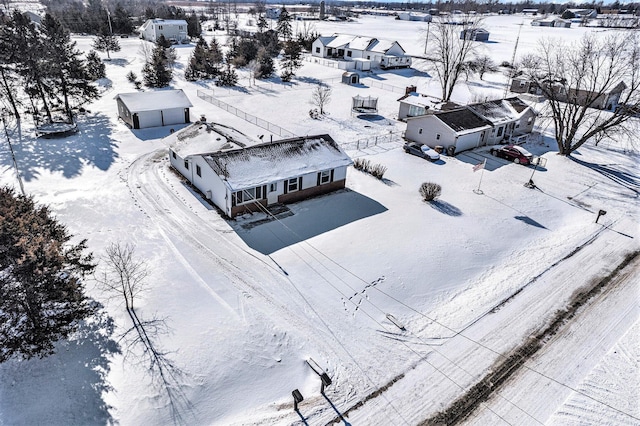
[0,12,638,426]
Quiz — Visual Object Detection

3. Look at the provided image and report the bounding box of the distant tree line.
[39,0,203,37]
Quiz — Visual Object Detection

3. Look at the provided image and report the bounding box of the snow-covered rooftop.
[202,135,353,190]
[165,122,246,157]
[115,89,193,112]
[467,97,532,124]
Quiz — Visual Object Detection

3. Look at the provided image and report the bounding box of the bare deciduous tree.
[427,14,483,101]
[473,54,498,80]
[96,243,191,425]
[522,33,640,156]
[310,84,332,115]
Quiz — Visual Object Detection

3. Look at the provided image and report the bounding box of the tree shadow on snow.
[0,305,119,425]
[1,113,119,181]
[233,189,387,255]
[514,215,548,229]
[570,155,640,196]
[430,199,463,216]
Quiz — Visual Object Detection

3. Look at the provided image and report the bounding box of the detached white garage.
[115,89,193,129]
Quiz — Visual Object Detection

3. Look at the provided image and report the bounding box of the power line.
[241,194,536,425]
[241,190,639,423]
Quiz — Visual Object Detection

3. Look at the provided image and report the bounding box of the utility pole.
[423,20,430,55]
[2,110,25,196]
[504,21,523,98]
[107,9,113,35]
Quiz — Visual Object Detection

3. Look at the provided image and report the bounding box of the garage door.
[161,108,186,126]
[455,133,481,153]
[137,110,163,129]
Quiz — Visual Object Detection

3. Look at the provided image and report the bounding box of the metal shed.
[342,72,360,85]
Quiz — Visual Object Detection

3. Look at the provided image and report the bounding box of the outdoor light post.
[596,209,607,223]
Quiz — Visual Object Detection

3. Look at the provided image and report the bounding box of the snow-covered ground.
[0,12,638,426]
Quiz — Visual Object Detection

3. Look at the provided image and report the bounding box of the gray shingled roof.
[435,108,492,132]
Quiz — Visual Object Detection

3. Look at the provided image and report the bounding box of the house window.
[269,183,277,192]
[158,25,163,30]
[172,151,176,159]
[184,160,189,170]
[497,126,504,137]
[527,117,533,125]
[318,170,332,185]
[287,178,299,192]
[233,186,263,206]
[315,47,320,53]
[519,81,526,87]
[418,128,423,134]
[408,105,425,117]
[436,134,441,140]
[347,50,352,57]
[367,55,370,60]
[196,164,201,177]
[179,26,184,30]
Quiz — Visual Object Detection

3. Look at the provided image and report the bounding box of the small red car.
[490,145,533,165]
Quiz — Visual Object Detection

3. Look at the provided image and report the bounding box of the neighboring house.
[115,89,193,129]
[397,92,432,121]
[521,8,539,15]
[168,127,353,218]
[510,78,544,96]
[404,97,537,154]
[139,19,188,43]
[460,28,490,41]
[510,78,626,110]
[311,34,411,68]
[531,17,572,27]
[397,12,432,22]
[566,8,597,19]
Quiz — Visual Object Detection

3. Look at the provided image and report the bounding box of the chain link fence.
[341,131,404,151]
[197,90,297,138]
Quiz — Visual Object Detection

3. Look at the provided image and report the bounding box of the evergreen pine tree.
[280,40,302,82]
[276,7,292,41]
[0,186,95,363]
[41,13,99,122]
[93,30,121,60]
[85,50,106,80]
[142,37,173,88]
[255,47,274,79]
[184,37,208,81]
[186,12,201,38]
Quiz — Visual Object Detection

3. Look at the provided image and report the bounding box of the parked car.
[490,145,533,165]
[403,142,440,161]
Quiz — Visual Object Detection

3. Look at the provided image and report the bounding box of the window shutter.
[330,169,334,183]
[298,176,302,190]
[317,173,321,186]
[284,180,288,194]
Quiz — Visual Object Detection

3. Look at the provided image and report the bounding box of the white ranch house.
[311,34,411,69]
[404,97,537,154]
[115,89,192,129]
[139,19,188,43]
[168,124,353,218]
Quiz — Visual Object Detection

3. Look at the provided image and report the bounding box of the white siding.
[162,108,186,126]
[333,165,348,182]
[455,132,483,152]
[137,110,163,128]
[405,115,457,149]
